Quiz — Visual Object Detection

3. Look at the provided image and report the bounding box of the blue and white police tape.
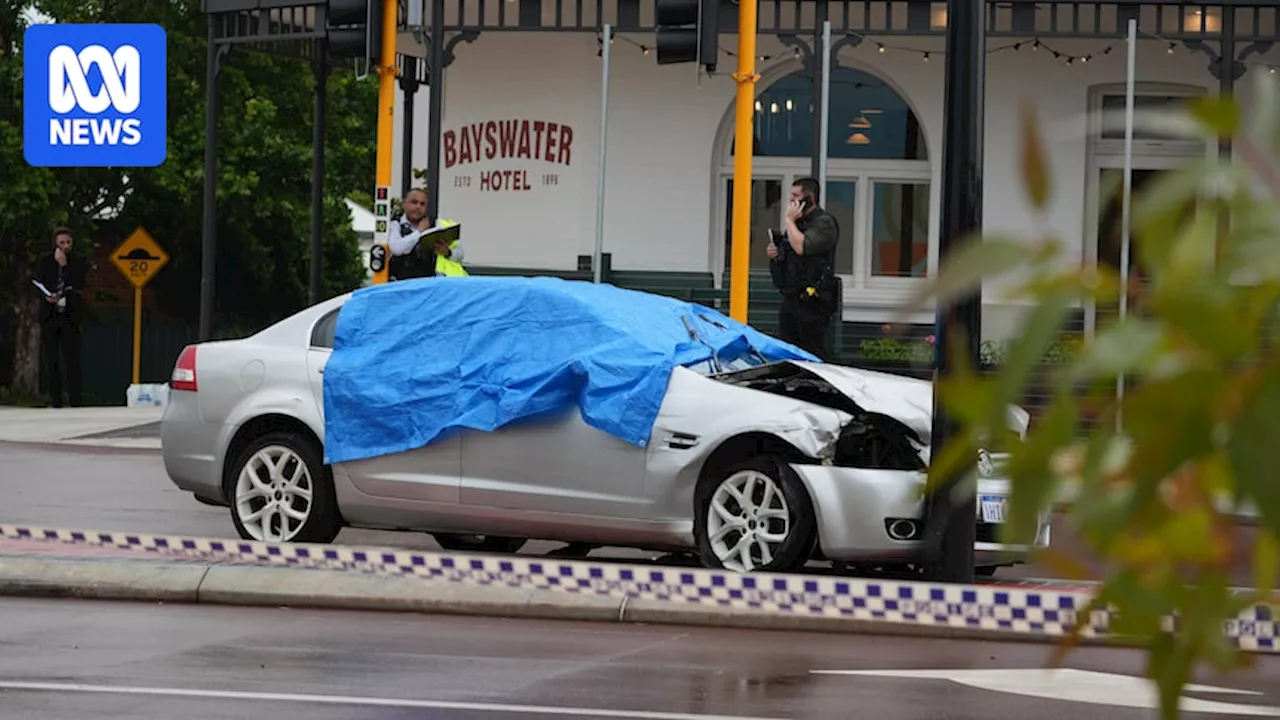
[0,524,1273,652]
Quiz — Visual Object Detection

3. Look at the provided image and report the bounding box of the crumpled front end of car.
[788,456,1052,567]
[711,361,1052,567]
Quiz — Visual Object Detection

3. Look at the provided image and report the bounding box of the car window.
[310,309,340,348]
[686,353,765,375]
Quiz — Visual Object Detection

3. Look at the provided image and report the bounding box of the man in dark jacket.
[766,177,841,359]
[34,227,87,408]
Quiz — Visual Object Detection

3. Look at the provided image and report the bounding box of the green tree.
[36,0,376,328]
[0,2,127,394]
[1,0,375,394]
[911,75,1280,718]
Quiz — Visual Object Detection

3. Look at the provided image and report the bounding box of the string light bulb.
[597,31,1119,69]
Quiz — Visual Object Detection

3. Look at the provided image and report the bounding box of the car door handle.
[318,367,325,374]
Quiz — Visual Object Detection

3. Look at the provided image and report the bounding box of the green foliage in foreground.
[907,74,1280,719]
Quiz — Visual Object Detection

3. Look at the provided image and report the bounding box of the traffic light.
[654,0,720,72]
[325,0,385,66]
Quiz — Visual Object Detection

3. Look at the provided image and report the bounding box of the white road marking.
[811,668,1280,716]
[0,681,783,720]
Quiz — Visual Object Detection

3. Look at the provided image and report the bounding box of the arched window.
[715,65,933,303]
[732,67,926,161]
[1083,82,1208,337]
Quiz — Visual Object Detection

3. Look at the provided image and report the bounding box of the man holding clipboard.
[34,227,87,407]
[387,187,468,281]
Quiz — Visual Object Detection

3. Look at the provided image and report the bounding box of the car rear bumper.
[790,464,1051,566]
[160,391,225,504]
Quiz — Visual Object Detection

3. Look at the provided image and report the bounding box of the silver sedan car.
[161,291,1049,575]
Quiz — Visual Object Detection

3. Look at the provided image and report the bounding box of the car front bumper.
[789,463,1051,566]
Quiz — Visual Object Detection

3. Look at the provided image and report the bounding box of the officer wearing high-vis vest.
[387,187,468,280]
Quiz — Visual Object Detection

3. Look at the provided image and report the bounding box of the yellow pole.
[728,1,759,323]
[370,0,399,285]
[132,287,142,385]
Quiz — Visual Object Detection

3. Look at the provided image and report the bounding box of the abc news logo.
[23,24,166,168]
[48,44,143,147]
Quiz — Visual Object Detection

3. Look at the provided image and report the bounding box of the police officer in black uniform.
[766,177,841,360]
[387,187,465,281]
[387,188,433,281]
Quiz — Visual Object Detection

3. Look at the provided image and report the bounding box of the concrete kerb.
[0,524,1276,652]
[0,439,161,455]
[0,554,1132,648]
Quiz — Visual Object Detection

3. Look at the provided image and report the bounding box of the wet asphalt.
[2,596,1279,719]
[1,442,1278,719]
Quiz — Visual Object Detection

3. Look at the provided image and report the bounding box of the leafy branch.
[904,78,1280,719]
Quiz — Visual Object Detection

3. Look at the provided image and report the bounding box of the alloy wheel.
[706,469,792,572]
[234,444,314,542]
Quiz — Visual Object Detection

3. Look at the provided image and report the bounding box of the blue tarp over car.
[321,275,819,465]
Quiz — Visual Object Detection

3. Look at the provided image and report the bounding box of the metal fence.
[71,314,201,406]
[0,309,257,407]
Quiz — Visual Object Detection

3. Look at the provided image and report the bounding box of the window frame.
[714,159,933,311]
[712,62,937,320]
[1081,81,1211,338]
[860,171,934,292]
[309,308,340,350]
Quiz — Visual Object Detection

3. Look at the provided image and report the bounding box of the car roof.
[247,292,352,347]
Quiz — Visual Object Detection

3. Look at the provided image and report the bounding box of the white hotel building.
[380,0,1278,365]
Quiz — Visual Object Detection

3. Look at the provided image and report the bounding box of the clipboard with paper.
[391,221,463,279]
[403,222,461,253]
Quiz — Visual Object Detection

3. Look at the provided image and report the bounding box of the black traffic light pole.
[425,0,445,223]
[921,0,985,584]
[401,57,420,197]
[199,17,231,342]
[200,17,219,341]
[309,35,328,306]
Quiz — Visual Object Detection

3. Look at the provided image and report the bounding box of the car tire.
[225,430,341,544]
[693,454,818,573]
[431,533,528,554]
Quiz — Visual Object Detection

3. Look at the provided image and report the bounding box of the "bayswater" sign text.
[444,119,574,192]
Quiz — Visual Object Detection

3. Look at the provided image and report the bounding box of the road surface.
[0,442,652,559]
[2,596,1278,719]
[0,441,1261,584]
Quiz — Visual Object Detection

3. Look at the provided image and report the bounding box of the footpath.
[0,405,1273,654]
[0,406,162,449]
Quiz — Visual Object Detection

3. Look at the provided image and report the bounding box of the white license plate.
[979,495,1007,524]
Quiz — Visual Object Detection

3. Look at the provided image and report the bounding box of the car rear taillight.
[171,345,198,392]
